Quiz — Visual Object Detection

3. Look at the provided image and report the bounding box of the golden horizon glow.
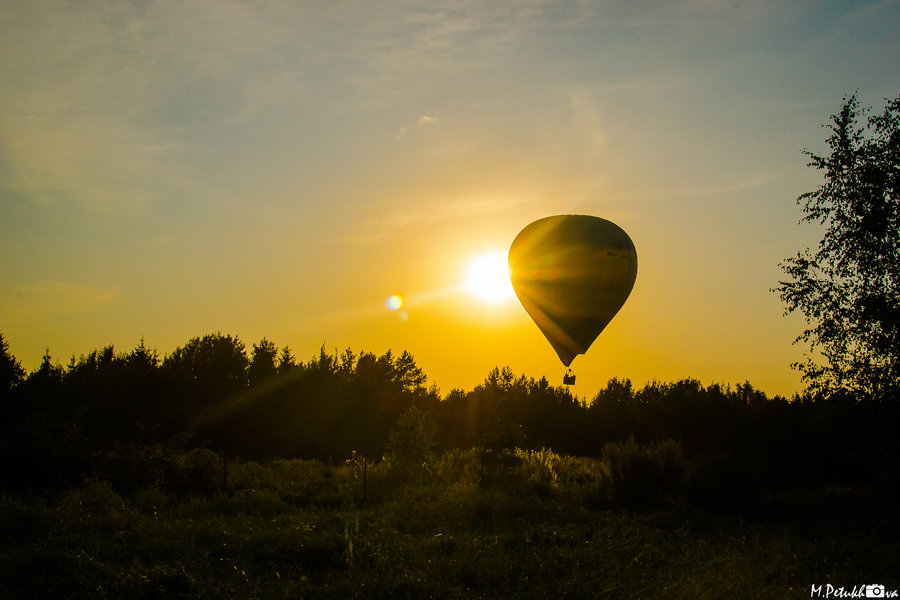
[3,1,894,398]
[464,252,516,304]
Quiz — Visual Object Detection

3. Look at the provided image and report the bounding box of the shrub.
[386,408,436,481]
[601,437,686,509]
[648,438,687,497]
[434,448,475,484]
[164,448,223,495]
[57,479,127,524]
[512,448,558,498]
[135,564,196,600]
[228,459,268,491]
[228,458,333,504]
[0,495,50,545]
[129,486,171,517]
[551,454,609,508]
[687,451,765,511]
[209,488,290,517]
[0,546,120,600]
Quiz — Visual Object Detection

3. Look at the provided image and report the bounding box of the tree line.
[2,92,898,501]
[2,332,897,496]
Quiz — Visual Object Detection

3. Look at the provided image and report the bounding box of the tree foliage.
[386,407,436,477]
[248,337,278,386]
[0,334,26,395]
[776,93,900,401]
[2,332,898,495]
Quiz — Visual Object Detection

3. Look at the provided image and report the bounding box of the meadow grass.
[1,449,897,599]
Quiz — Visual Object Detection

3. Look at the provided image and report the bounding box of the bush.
[229,458,332,504]
[433,448,481,486]
[687,451,765,511]
[386,408,436,481]
[57,479,127,524]
[649,438,687,497]
[130,486,171,516]
[601,437,686,509]
[134,564,196,600]
[551,454,609,508]
[88,443,171,493]
[512,448,558,498]
[0,495,50,545]
[0,546,120,600]
[164,448,223,495]
[209,488,291,517]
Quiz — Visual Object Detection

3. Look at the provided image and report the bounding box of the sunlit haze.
[2,1,899,397]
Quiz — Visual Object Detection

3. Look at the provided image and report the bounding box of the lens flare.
[386,294,404,310]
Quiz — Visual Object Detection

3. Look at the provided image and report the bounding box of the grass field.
[2,449,897,599]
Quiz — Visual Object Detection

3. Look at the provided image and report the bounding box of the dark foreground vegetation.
[1,332,898,598]
[2,453,898,599]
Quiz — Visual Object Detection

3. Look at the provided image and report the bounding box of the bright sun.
[465,252,516,303]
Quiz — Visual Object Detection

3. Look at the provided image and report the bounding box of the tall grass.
[1,445,897,599]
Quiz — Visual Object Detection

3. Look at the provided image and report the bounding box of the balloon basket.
[563,370,576,386]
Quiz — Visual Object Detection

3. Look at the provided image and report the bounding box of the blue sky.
[2,0,899,396]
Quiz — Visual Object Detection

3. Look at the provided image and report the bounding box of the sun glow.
[465,252,516,303]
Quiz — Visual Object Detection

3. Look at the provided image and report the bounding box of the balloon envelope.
[508,214,637,367]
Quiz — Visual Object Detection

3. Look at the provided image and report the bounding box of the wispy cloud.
[347,0,577,97]
[567,89,607,157]
[0,0,344,210]
[396,114,441,138]
[0,0,710,213]
[0,2,198,209]
[0,281,125,321]
[345,192,539,246]
[665,172,776,200]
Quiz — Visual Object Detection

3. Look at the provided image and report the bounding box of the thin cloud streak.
[1,1,357,209]
[667,173,777,199]
[345,193,542,247]
[0,281,126,321]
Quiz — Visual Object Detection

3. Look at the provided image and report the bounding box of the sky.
[2,0,899,399]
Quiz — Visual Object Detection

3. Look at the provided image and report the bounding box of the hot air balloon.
[508,214,637,384]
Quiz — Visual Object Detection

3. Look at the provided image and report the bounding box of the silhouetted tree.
[475,367,527,451]
[342,349,429,458]
[65,345,127,440]
[0,334,26,438]
[8,327,898,495]
[0,334,25,396]
[588,378,636,449]
[5,349,89,491]
[394,350,428,396]
[162,333,249,438]
[513,376,584,452]
[386,407,436,478]
[277,345,297,374]
[248,338,278,386]
[435,388,477,450]
[22,349,66,414]
[775,93,900,402]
